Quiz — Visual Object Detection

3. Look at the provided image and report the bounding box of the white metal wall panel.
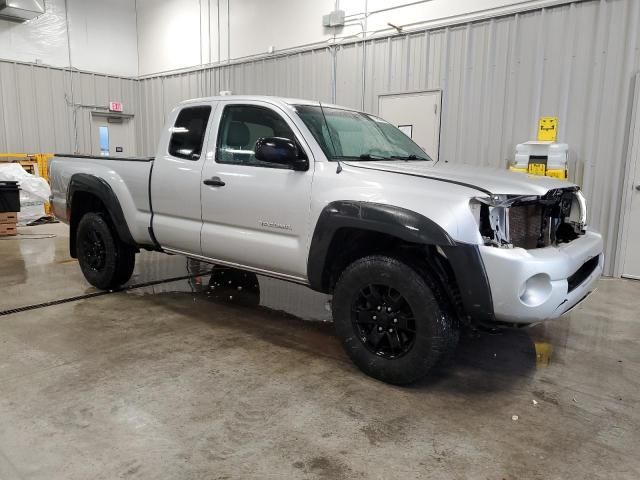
[34,66,58,151]
[50,69,73,154]
[336,44,362,109]
[0,62,23,152]
[0,61,137,154]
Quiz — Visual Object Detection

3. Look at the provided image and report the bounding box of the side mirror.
[254,137,308,171]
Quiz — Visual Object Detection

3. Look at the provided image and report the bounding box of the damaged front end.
[468,186,602,326]
[470,187,587,249]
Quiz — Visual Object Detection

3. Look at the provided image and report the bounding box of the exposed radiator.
[509,204,546,249]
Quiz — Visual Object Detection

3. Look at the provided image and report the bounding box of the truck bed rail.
[54,154,154,162]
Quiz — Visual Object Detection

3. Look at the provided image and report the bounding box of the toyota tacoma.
[49,96,603,384]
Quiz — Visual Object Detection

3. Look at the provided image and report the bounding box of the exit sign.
[109,101,123,112]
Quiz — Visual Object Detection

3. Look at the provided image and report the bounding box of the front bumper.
[479,231,603,324]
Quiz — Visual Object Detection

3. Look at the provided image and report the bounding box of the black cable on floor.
[0,273,205,317]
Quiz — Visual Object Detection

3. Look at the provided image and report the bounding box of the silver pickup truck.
[49,95,603,384]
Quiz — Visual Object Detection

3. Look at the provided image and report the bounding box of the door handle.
[203,176,226,187]
[636,185,640,191]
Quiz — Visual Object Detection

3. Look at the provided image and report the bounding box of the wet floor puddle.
[126,257,555,376]
[3,244,555,376]
[534,342,554,368]
[126,257,333,323]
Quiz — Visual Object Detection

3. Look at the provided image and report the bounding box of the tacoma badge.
[259,220,292,231]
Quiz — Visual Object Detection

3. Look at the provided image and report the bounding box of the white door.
[620,76,640,279]
[91,116,136,157]
[200,101,314,280]
[151,103,216,254]
[378,90,442,161]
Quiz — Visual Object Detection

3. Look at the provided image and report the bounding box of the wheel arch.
[67,173,137,258]
[307,201,454,291]
[307,201,495,324]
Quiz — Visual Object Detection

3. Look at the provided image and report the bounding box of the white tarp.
[0,163,51,226]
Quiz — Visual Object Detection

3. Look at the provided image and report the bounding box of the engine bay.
[473,188,587,249]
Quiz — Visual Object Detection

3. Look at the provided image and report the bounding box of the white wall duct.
[0,0,45,22]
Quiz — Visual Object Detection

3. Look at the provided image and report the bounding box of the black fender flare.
[67,173,137,256]
[439,243,495,324]
[306,200,494,323]
[307,201,455,290]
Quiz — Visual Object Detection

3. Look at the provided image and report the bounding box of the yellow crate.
[528,163,546,176]
[34,153,53,181]
[34,154,53,213]
[509,165,567,180]
[546,168,567,180]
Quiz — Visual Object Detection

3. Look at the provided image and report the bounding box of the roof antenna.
[319,101,342,174]
[387,22,403,33]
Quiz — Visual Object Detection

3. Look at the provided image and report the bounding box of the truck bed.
[49,154,156,245]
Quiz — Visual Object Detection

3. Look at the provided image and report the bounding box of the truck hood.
[342,160,574,196]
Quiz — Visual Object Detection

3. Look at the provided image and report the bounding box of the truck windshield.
[294,104,431,162]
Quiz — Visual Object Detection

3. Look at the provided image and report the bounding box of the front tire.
[76,212,135,290]
[332,255,456,385]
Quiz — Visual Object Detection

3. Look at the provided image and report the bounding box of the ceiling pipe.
[228,0,231,62]
[63,0,78,153]
[345,0,435,19]
[361,0,367,110]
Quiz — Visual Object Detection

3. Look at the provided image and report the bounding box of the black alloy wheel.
[352,284,416,359]
[332,255,458,385]
[80,228,107,272]
[76,212,136,290]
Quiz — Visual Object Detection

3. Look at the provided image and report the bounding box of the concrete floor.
[0,224,639,479]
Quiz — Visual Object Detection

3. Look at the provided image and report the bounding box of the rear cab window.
[169,105,212,160]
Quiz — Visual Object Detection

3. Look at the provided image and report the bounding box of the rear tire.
[76,212,135,290]
[332,255,456,385]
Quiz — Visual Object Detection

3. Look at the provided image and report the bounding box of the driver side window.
[216,105,297,168]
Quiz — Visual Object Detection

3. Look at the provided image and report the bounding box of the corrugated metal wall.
[0,0,635,275]
[136,0,640,275]
[0,61,137,154]
[134,49,334,155]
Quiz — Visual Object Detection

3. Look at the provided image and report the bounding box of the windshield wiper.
[358,153,387,160]
[390,154,429,161]
[331,154,387,161]
[336,153,426,162]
